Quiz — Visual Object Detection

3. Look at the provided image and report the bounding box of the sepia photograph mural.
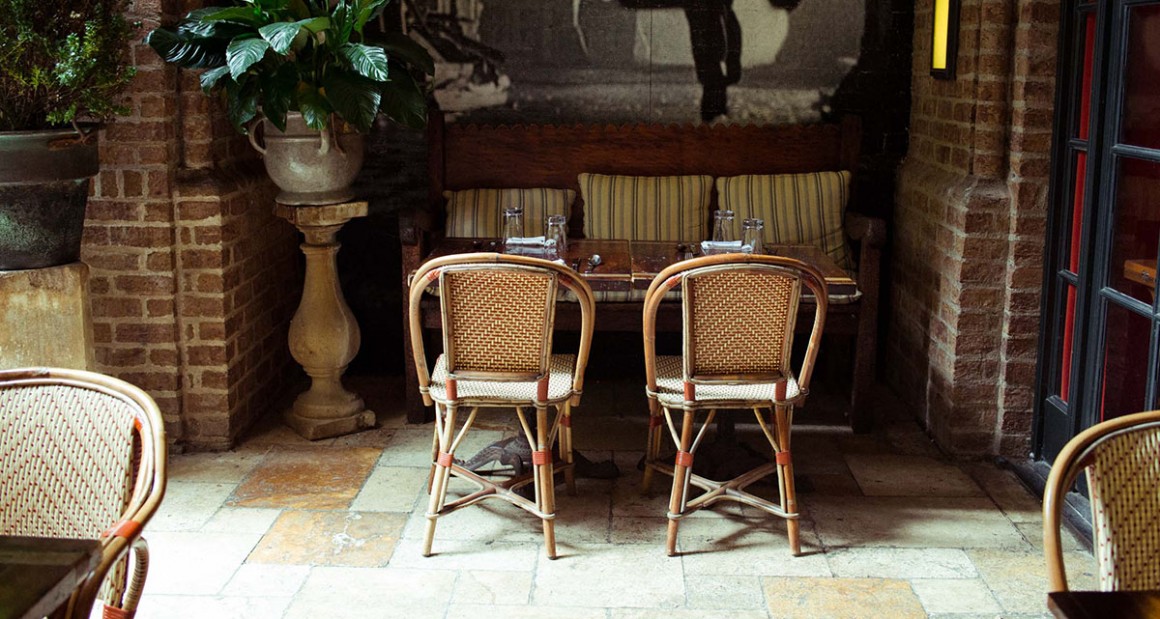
[401,0,865,125]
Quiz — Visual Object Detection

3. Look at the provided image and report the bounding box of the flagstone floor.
[134,375,1096,619]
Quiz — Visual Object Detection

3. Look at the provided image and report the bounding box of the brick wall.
[85,0,302,449]
[888,0,1058,455]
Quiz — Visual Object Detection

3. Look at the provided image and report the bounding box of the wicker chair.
[640,254,827,556]
[408,253,596,559]
[0,367,167,619]
[1044,409,1160,592]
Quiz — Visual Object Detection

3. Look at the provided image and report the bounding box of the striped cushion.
[716,171,853,270]
[579,174,712,241]
[444,188,575,238]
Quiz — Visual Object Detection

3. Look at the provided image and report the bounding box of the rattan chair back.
[643,254,828,395]
[0,367,167,618]
[682,264,801,382]
[1044,409,1160,592]
[439,264,556,381]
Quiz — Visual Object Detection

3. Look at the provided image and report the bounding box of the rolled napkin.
[505,236,547,246]
[700,240,744,255]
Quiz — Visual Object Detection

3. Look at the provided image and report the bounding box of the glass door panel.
[1098,301,1152,420]
[1107,158,1160,304]
[1121,6,1160,149]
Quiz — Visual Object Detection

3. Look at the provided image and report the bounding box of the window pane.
[1099,302,1151,421]
[1108,158,1160,304]
[1122,6,1160,149]
[1075,12,1096,140]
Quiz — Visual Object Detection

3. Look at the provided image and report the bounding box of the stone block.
[0,262,93,370]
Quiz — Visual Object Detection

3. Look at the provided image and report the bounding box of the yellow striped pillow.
[716,171,853,270]
[444,188,575,238]
[579,174,712,241]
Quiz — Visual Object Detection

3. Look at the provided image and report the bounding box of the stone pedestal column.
[276,201,375,440]
[0,262,94,370]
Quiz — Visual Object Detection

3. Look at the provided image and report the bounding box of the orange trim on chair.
[561,415,572,427]
[102,519,142,540]
[775,451,792,465]
[649,415,663,428]
[537,377,549,402]
[675,451,694,467]
[683,382,695,401]
[103,605,134,619]
[437,451,454,467]
[446,378,458,401]
[532,450,551,466]
[775,380,787,401]
[425,268,442,283]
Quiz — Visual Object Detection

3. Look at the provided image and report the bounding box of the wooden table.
[1048,590,1160,618]
[427,238,858,296]
[0,536,101,619]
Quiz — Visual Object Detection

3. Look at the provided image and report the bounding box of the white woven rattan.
[649,355,801,407]
[0,367,167,619]
[1044,410,1160,593]
[428,354,578,404]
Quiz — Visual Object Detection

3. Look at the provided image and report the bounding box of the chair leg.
[774,403,800,556]
[427,426,439,493]
[562,402,576,496]
[535,405,558,559]
[666,408,696,557]
[423,403,458,557]
[642,401,663,494]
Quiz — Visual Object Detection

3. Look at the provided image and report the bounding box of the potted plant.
[0,0,136,270]
[146,0,434,205]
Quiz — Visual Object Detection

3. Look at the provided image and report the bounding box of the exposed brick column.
[888,0,1056,455]
[84,0,301,449]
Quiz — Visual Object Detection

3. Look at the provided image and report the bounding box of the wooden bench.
[399,114,887,431]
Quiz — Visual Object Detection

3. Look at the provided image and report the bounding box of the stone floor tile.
[329,423,396,448]
[573,412,649,452]
[964,463,1045,523]
[388,537,540,571]
[826,547,977,579]
[969,549,1098,615]
[402,493,549,543]
[450,569,534,605]
[221,563,311,597]
[684,574,769,610]
[228,446,380,509]
[531,543,686,608]
[449,605,607,619]
[168,450,267,483]
[678,520,830,577]
[880,422,943,457]
[248,510,407,567]
[376,426,504,468]
[761,576,927,619]
[200,507,282,534]
[350,466,428,512]
[235,416,334,450]
[132,595,291,619]
[845,454,985,497]
[805,471,864,495]
[810,496,1029,549]
[143,531,263,595]
[148,481,235,532]
[611,610,770,619]
[1016,521,1087,552]
[910,578,1002,614]
[283,567,456,619]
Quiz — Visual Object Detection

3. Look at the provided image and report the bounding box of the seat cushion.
[716,171,853,270]
[579,173,712,241]
[444,188,575,238]
[652,355,801,407]
[428,353,578,405]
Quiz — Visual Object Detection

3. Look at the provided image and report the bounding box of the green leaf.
[298,17,331,33]
[353,0,390,35]
[199,65,232,92]
[322,70,381,132]
[374,32,434,75]
[225,81,261,132]
[296,82,331,130]
[338,43,390,82]
[258,21,304,54]
[226,37,271,79]
[378,69,427,129]
[287,0,311,19]
[332,1,354,46]
[259,64,298,131]
[145,28,228,69]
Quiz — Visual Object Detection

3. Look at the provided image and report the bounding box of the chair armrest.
[845,211,887,249]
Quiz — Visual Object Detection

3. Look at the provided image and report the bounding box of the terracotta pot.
[249,113,365,206]
[0,129,98,270]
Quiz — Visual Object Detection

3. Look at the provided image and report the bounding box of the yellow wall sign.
[931,0,960,79]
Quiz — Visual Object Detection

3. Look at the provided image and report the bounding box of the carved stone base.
[283,407,376,441]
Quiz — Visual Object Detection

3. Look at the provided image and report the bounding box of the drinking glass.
[712,209,735,242]
[545,214,568,259]
[502,206,524,249]
[742,218,764,254]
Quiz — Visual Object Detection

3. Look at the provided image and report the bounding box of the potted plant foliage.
[146,0,434,205]
[0,0,136,270]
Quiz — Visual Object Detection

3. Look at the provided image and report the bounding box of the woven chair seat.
[428,353,578,405]
[652,355,801,406]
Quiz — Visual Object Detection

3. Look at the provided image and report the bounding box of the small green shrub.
[0,0,137,131]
